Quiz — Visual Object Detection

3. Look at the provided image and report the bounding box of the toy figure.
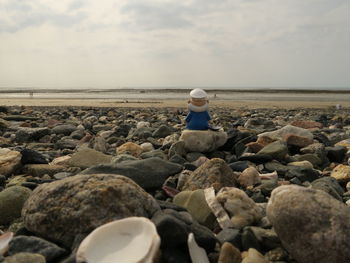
[186,88,211,130]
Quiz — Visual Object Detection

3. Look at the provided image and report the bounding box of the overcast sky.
[0,0,349,88]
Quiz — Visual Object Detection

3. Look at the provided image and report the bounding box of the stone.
[238,167,261,188]
[113,124,131,137]
[0,186,32,225]
[116,142,143,157]
[287,160,313,169]
[168,141,187,158]
[326,146,347,163]
[216,187,263,229]
[331,164,350,183]
[67,148,112,169]
[20,149,48,165]
[284,134,313,147]
[257,141,288,160]
[294,153,322,167]
[52,124,77,135]
[259,125,313,141]
[15,127,50,143]
[290,120,323,129]
[152,125,173,138]
[244,118,275,133]
[169,154,187,165]
[54,138,78,150]
[284,166,320,183]
[190,222,217,252]
[0,148,22,177]
[241,248,268,263]
[180,130,228,153]
[132,127,153,139]
[2,252,46,263]
[216,229,242,250]
[8,235,67,262]
[186,152,205,162]
[181,158,238,192]
[218,242,242,263]
[229,161,249,172]
[140,142,154,152]
[140,149,167,160]
[267,185,350,263]
[243,226,280,251]
[0,118,9,130]
[311,176,344,201]
[264,247,288,262]
[81,157,183,190]
[245,142,264,153]
[111,154,138,164]
[173,190,215,228]
[335,139,350,150]
[22,174,160,247]
[256,136,276,146]
[23,164,66,177]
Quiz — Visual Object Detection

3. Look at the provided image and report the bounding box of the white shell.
[187,233,210,263]
[76,217,160,263]
[0,232,14,256]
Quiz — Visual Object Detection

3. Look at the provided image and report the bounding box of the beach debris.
[187,233,210,263]
[76,217,160,263]
[204,187,233,229]
[0,232,13,255]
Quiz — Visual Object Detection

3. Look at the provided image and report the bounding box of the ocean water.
[1,88,350,102]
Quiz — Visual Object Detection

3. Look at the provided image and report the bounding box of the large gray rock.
[15,127,50,143]
[67,148,113,169]
[257,141,288,160]
[22,174,160,247]
[181,158,238,192]
[51,124,77,136]
[180,130,227,153]
[258,125,313,141]
[0,186,32,224]
[267,185,350,263]
[81,157,183,190]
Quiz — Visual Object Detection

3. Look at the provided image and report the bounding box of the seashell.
[0,232,14,256]
[187,233,210,263]
[76,217,160,263]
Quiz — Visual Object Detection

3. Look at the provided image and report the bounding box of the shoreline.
[1,98,349,109]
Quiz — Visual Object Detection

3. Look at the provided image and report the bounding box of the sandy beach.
[1,98,349,109]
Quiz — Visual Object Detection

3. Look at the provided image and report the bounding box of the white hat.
[190,88,207,99]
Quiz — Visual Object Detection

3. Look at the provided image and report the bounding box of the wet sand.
[0,98,349,109]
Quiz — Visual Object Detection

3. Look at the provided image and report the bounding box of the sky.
[0,0,349,89]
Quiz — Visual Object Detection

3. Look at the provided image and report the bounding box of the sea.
[1,87,350,102]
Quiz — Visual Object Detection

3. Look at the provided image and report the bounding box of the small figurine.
[186,88,211,130]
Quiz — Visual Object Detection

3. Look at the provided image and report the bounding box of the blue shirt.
[186,111,211,130]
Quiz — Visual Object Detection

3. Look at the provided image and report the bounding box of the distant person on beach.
[185,88,211,130]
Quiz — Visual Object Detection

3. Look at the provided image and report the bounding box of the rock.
[81,157,183,190]
[335,139,350,150]
[180,130,228,153]
[173,190,215,229]
[140,149,167,160]
[20,149,48,165]
[2,252,46,263]
[331,164,350,183]
[311,177,344,201]
[169,154,187,165]
[52,124,77,136]
[140,142,154,152]
[264,247,288,262]
[244,118,275,133]
[54,138,78,150]
[284,134,313,147]
[22,174,160,247]
[229,161,249,172]
[114,124,131,137]
[241,248,268,263]
[15,127,50,143]
[190,222,217,252]
[3,115,39,121]
[216,187,263,229]
[152,125,173,138]
[110,154,138,164]
[136,121,150,129]
[70,129,85,140]
[0,118,9,130]
[216,229,242,250]
[291,120,323,129]
[243,226,280,251]
[326,146,347,163]
[23,164,66,177]
[267,185,350,263]
[0,186,32,225]
[186,152,205,162]
[259,125,313,141]
[218,242,242,263]
[152,211,190,247]
[245,142,264,153]
[181,158,238,192]
[132,127,153,139]
[264,161,289,175]
[168,141,186,158]
[163,134,180,146]
[257,141,288,160]
[284,166,320,183]
[67,148,112,169]
[8,235,67,262]
[238,167,261,188]
[288,160,313,169]
[294,153,322,167]
[116,142,143,157]
[0,148,22,176]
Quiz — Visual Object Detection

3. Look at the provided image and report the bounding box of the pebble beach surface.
[0,104,350,263]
